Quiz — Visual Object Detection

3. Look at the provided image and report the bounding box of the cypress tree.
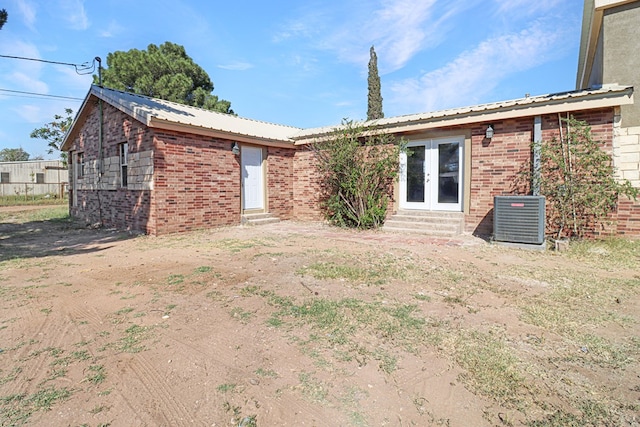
[367,46,383,120]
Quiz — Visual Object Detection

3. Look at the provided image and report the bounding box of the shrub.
[310,120,404,229]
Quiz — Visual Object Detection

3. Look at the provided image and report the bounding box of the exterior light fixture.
[231,142,240,155]
[485,125,494,140]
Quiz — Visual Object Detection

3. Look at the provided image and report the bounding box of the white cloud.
[9,71,49,94]
[14,0,37,30]
[388,20,572,113]
[13,104,44,123]
[99,20,124,38]
[367,0,438,70]
[494,0,565,17]
[53,65,94,92]
[272,20,314,43]
[59,0,89,30]
[217,61,254,71]
[0,39,48,92]
[274,1,473,74]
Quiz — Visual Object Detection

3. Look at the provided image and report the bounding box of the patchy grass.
[217,383,237,393]
[255,368,278,378]
[167,274,185,286]
[0,367,22,386]
[230,307,253,323]
[0,386,72,425]
[0,205,69,223]
[520,275,639,369]
[0,195,67,206]
[567,237,640,270]
[85,364,106,385]
[242,285,436,374]
[296,251,416,285]
[213,238,276,253]
[118,324,155,353]
[453,329,525,407]
[298,371,329,404]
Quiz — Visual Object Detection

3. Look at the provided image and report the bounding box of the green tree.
[97,42,233,114]
[522,117,638,238]
[310,120,402,229]
[367,46,383,120]
[0,148,30,162]
[0,9,7,30]
[30,108,74,164]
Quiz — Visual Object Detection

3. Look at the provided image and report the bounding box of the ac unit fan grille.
[494,196,545,244]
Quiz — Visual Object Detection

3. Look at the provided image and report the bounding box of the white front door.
[399,137,463,211]
[241,145,264,210]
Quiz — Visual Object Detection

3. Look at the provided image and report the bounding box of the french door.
[399,137,463,211]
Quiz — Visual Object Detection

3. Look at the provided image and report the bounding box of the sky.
[0,0,585,160]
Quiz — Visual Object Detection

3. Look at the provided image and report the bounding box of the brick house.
[62,84,637,237]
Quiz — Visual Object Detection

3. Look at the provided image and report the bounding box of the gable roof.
[291,84,634,143]
[62,85,301,151]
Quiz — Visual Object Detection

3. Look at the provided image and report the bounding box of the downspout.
[533,116,542,196]
[566,113,577,236]
[97,57,103,176]
[96,57,104,226]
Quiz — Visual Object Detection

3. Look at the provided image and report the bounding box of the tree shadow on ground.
[0,216,135,264]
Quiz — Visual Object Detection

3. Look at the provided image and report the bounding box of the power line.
[0,54,96,74]
[0,88,84,101]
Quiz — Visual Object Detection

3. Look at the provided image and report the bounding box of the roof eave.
[148,117,295,148]
[293,88,634,145]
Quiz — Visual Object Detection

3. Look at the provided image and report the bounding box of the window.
[120,143,128,187]
[0,172,9,183]
[76,152,84,179]
[36,173,45,184]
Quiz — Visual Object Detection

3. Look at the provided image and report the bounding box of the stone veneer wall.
[612,107,640,236]
[68,101,156,233]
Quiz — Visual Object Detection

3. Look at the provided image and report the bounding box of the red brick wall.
[466,118,535,236]
[292,148,324,220]
[266,147,294,220]
[609,197,640,237]
[465,109,615,237]
[152,131,242,235]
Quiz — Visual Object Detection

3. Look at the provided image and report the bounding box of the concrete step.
[383,210,464,237]
[241,212,280,226]
[391,210,465,219]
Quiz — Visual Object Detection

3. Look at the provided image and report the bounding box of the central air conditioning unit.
[493,196,545,245]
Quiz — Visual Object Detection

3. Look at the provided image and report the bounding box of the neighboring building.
[61,85,635,236]
[0,159,68,197]
[576,0,640,225]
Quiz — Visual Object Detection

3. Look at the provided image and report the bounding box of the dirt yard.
[1,206,639,427]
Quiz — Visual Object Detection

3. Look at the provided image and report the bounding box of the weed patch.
[454,329,525,407]
[0,385,72,425]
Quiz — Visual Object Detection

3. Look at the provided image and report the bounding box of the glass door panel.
[437,142,459,204]
[406,146,425,203]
